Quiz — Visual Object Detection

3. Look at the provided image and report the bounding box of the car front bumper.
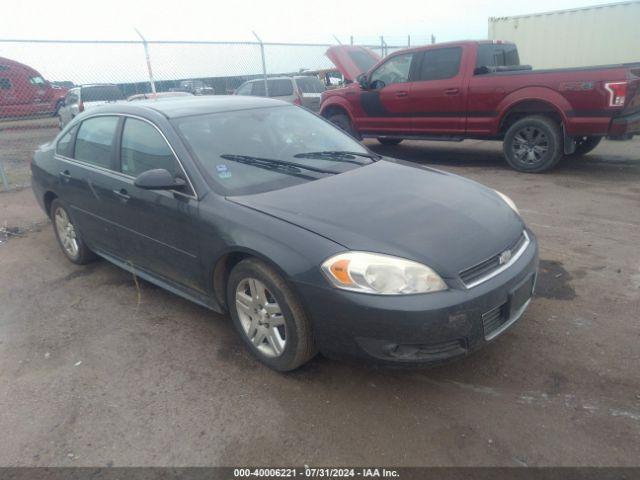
[296,230,539,365]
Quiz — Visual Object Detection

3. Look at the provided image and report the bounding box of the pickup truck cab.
[320,41,640,172]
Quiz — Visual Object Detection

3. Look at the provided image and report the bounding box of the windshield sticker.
[216,164,229,172]
[218,170,232,179]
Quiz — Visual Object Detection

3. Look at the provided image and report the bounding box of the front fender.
[319,95,356,121]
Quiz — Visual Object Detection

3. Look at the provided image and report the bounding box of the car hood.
[325,45,381,82]
[228,160,525,279]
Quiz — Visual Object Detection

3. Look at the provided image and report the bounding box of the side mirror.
[369,79,386,90]
[134,169,186,190]
[356,73,369,90]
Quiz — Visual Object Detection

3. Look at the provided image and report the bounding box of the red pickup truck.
[320,41,640,172]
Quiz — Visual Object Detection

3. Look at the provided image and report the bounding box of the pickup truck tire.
[503,116,563,173]
[377,138,403,146]
[569,136,602,156]
[327,112,359,139]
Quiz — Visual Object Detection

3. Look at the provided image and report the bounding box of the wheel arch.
[43,191,58,218]
[497,88,571,135]
[320,98,354,121]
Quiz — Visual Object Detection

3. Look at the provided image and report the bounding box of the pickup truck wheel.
[328,112,359,139]
[377,138,403,146]
[503,115,562,173]
[569,136,602,156]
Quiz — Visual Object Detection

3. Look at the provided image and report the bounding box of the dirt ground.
[0,132,639,467]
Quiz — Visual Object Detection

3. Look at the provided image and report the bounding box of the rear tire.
[568,136,602,156]
[327,112,359,139]
[50,199,97,265]
[377,138,403,146]
[503,115,563,173]
[227,258,317,371]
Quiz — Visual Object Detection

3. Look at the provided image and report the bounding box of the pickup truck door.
[356,52,419,135]
[409,47,466,135]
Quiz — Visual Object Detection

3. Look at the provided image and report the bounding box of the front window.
[120,118,179,177]
[174,106,372,196]
[268,79,294,97]
[370,53,414,87]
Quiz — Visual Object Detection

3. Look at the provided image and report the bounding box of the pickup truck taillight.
[604,81,628,107]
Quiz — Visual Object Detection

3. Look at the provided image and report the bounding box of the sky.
[0,0,624,84]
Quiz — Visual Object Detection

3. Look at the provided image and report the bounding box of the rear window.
[81,85,124,102]
[295,77,325,94]
[0,78,11,90]
[476,44,520,69]
[74,116,119,169]
[268,79,294,97]
[348,50,378,73]
[417,47,462,81]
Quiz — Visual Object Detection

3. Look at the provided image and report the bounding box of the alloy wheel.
[235,278,287,358]
[512,126,549,165]
[54,207,79,259]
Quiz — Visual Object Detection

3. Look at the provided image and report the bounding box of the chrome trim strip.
[463,231,530,289]
[485,298,531,341]
[55,112,198,200]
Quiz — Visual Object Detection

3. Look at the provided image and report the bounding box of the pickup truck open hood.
[228,160,524,279]
[325,45,381,82]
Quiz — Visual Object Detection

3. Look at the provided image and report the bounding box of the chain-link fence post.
[0,160,9,191]
[252,31,269,97]
[134,28,157,97]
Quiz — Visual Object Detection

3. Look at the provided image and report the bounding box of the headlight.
[321,252,447,295]
[495,190,519,215]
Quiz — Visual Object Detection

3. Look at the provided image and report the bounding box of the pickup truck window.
[476,44,520,69]
[417,47,462,81]
[370,53,414,87]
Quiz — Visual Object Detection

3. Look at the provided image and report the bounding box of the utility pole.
[252,31,269,97]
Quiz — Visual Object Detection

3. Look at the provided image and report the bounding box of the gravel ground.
[0,134,638,467]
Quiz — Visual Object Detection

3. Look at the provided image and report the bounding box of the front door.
[107,116,204,293]
[410,47,467,135]
[356,52,417,135]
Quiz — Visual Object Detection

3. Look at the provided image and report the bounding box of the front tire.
[227,258,317,371]
[51,199,96,265]
[503,115,563,173]
[569,136,602,156]
[377,138,403,146]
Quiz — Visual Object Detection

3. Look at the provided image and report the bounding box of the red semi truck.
[0,56,67,119]
[320,41,640,172]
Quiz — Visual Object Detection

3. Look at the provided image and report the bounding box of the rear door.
[357,52,418,134]
[106,116,204,292]
[410,46,466,134]
[56,115,123,254]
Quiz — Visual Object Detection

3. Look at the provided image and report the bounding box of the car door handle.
[395,91,409,98]
[112,188,130,202]
[444,88,460,95]
[59,170,72,182]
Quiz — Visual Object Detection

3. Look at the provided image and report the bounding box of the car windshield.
[173,105,372,196]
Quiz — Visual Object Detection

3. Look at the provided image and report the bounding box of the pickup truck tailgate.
[610,64,640,136]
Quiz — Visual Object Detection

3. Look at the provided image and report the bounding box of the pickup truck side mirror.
[356,73,369,90]
[134,169,186,191]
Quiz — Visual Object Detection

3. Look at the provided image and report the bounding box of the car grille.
[482,303,508,337]
[459,231,529,288]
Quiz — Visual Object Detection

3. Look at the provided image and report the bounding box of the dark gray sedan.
[31,96,538,371]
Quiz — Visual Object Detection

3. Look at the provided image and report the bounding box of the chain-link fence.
[0,34,435,190]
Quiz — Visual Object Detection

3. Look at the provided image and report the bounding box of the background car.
[234,76,325,111]
[58,84,125,128]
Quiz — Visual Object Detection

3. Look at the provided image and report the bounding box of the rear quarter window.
[56,125,78,158]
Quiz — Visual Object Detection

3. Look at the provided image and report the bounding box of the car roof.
[86,95,290,119]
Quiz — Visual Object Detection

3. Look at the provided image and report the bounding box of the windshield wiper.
[220,154,340,175]
[293,150,381,164]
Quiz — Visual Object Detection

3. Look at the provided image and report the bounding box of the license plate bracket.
[509,274,535,318]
